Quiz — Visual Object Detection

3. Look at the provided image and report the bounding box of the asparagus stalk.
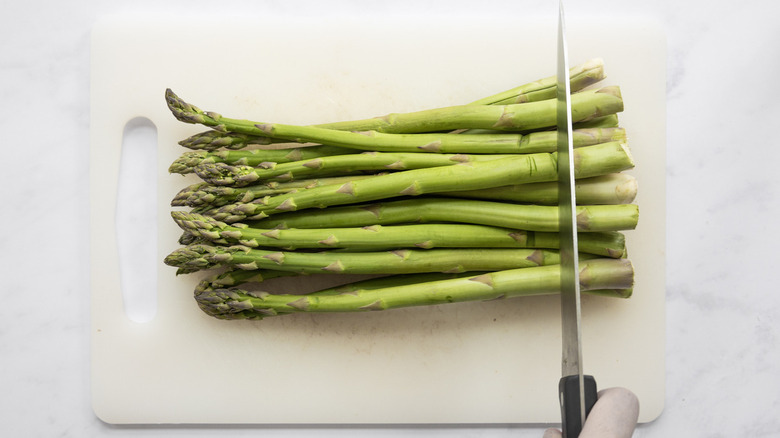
[445,173,638,205]
[166,86,623,136]
[248,197,639,233]
[218,121,626,155]
[165,244,567,275]
[174,171,635,209]
[174,59,607,151]
[200,141,634,221]
[171,211,627,257]
[195,269,481,301]
[193,267,300,289]
[193,258,634,320]
[179,130,278,150]
[453,114,619,137]
[193,151,516,186]
[470,58,605,105]
[172,174,385,208]
[179,123,623,153]
[571,114,619,129]
[168,146,354,174]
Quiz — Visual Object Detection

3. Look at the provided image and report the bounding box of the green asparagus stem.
[445,173,638,205]
[172,174,383,208]
[193,267,299,289]
[174,171,635,209]
[193,151,516,186]
[179,131,278,150]
[218,121,625,155]
[178,230,204,246]
[166,86,623,136]
[180,123,623,153]
[174,59,607,151]
[168,146,354,174]
[571,114,619,129]
[469,58,605,105]
[199,141,634,221]
[193,258,634,320]
[248,197,639,233]
[165,244,568,275]
[171,211,627,257]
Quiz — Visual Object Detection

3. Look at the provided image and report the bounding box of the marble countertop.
[2,0,779,436]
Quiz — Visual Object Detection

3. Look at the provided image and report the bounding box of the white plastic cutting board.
[90,14,666,425]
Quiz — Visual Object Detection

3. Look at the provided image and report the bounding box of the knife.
[556,2,598,437]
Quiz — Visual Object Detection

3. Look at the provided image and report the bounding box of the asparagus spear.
[172,174,384,208]
[179,124,623,153]
[174,171,634,209]
[174,59,607,151]
[179,130,278,150]
[208,121,626,155]
[193,267,300,289]
[171,211,627,257]
[193,258,634,320]
[200,141,634,221]
[166,86,623,136]
[169,146,354,174]
[193,151,515,186]
[248,197,639,233]
[444,173,638,205]
[571,114,619,129]
[173,175,377,208]
[165,244,567,275]
[470,58,605,105]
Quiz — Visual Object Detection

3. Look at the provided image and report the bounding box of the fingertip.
[582,387,639,437]
[543,427,563,438]
[599,387,640,419]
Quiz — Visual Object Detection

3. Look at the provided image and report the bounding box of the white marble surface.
[2,0,779,436]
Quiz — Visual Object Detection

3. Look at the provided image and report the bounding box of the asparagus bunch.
[164,58,639,320]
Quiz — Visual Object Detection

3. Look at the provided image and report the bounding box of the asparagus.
[445,173,638,205]
[247,197,639,233]
[470,58,605,105]
[174,172,635,209]
[180,123,623,153]
[179,130,277,150]
[165,243,574,275]
[164,58,641,322]
[172,174,385,208]
[193,258,634,320]
[169,146,354,174]
[193,267,299,288]
[571,114,619,129]
[200,141,634,221]
[193,151,515,186]
[175,59,607,152]
[171,211,627,257]
[177,167,634,209]
[166,86,623,136]
[210,122,625,155]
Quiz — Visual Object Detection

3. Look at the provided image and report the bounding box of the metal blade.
[556,0,586,432]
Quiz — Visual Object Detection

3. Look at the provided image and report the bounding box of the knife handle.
[559,374,598,438]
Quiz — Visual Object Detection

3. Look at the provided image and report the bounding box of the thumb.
[543,428,563,438]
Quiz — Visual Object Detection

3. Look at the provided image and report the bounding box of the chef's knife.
[556,2,598,437]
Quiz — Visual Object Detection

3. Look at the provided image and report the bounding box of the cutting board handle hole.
[116,117,158,323]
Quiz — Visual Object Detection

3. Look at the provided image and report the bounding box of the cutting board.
[90,14,666,425]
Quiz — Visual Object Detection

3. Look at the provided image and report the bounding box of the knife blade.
[556,2,598,437]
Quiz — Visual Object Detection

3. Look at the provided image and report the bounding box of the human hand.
[543,387,639,438]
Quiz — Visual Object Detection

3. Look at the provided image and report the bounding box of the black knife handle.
[559,374,598,438]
